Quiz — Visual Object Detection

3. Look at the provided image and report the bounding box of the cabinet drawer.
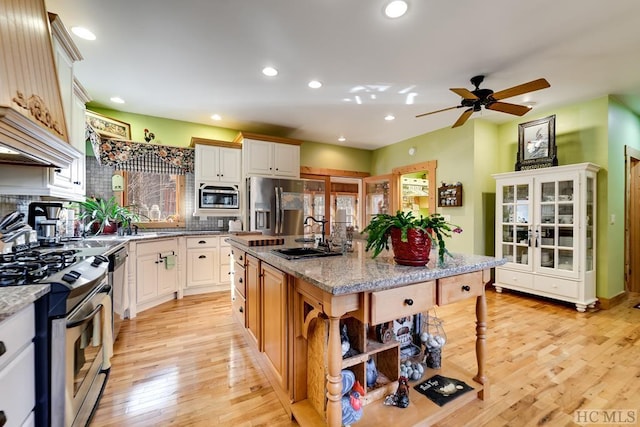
[496,268,534,289]
[220,245,231,266]
[0,343,35,427]
[187,236,218,249]
[137,239,177,256]
[370,281,435,325]
[234,266,246,297]
[0,304,34,371]
[535,276,578,298]
[231,293,246,327]
[437,271,484,305]
[231,248,245,267]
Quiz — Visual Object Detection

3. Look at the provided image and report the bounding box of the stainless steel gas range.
[0,247,111,427]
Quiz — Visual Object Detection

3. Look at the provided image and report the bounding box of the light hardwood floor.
[90,289,640,427]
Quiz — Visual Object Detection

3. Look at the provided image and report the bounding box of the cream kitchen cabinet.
[493,163,600,311]
[261,262,288,388]
[132,239,179,315]
[185,235,232,294]
[194,144,242,184]
[0,304,35,427]
[242,138,300,178]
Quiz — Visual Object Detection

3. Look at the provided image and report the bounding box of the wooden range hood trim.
[0,106,79,168]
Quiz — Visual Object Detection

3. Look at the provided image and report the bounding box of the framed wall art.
[85,110,131,140]
[515,114,557,171]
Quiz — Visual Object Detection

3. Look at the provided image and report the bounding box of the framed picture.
[85,110,131,140]
[515,114,557,171]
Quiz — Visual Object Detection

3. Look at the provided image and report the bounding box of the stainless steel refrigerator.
[246,176,324,236]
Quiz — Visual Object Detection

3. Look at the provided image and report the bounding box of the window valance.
[86,124,194,174]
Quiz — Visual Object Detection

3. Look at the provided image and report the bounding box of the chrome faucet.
[304,216,328,247]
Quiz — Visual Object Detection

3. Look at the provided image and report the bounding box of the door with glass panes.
[497,172,581,280]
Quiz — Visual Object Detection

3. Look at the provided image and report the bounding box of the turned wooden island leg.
[326,315,342,427]
[473,292,489,400]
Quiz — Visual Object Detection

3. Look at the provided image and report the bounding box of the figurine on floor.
[341,370,364,426]
[383,376,410,408]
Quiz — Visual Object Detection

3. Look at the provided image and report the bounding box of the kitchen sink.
[271,247,342,260]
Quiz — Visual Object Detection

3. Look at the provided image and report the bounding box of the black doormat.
[413,375,474,407]
[634,302,640,309]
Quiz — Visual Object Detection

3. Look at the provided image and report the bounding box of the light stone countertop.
[0,230,252,320]
[226,236,507,296]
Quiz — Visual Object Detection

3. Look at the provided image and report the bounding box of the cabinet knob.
[404,298,414,306]
[461,285,471,292]
[239,278,243,283]
[239,255,244,261]
[199,240,206,244]
[198,255,206,259]
[0,410,6,427]
[0,341,5,357]
[239,306,243,313]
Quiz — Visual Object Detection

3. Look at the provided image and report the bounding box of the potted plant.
[362,210,462,266]
[76,196,139,235]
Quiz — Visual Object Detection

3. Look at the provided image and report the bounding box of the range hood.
[0,0,75,169]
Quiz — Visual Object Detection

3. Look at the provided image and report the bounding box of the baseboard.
[597,291,628,309]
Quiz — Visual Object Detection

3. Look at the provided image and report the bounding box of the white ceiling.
[45,0,640,150]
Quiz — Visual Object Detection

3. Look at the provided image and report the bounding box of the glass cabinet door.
[536,176,578,277]
[363,175,393,228]
[498,180,532,268]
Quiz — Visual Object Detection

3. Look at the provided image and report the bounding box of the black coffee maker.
[27,202,63,246]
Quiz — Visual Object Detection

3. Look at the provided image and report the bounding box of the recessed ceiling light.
[262,66,278,77]
[384,114,396,121]
[211,114,222,121]
[385,1,408,18]
[109,96,125,104]
[308,80,322,89]
[338,136,346,142]
[71,26,96,41]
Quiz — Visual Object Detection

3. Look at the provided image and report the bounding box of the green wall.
[300,141,371,173]
[607,98,640,298]
[370,123,477,256]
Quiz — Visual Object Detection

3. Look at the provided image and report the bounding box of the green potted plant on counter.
[76,196,139,235]
[362,210,462,266]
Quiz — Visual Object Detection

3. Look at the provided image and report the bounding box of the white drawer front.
[186,236,218,249]
[0,304,34,371]
[0,343,35,427]
[535,276,578,298]
[495,268,534,289]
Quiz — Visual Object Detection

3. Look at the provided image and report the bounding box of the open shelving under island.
[226,236,506,427]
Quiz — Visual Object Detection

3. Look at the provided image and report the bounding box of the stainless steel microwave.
[199,184,240,209]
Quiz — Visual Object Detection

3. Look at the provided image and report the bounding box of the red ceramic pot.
[91,222,118,235]
[390,227,432,266]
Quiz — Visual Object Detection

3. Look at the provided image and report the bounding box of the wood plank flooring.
[90,289,640,427]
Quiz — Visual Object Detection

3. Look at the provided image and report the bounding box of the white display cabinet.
[493,163,600,312]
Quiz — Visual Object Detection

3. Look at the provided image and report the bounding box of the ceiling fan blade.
[486,101,532,116]
[491,78,550,100]
[450,88,478,100]
[415,105,460,118]
[452,108,473,128]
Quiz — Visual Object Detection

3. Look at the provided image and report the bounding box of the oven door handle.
[67,304,103,329]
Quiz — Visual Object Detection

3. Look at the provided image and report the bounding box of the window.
[120,171,186,228]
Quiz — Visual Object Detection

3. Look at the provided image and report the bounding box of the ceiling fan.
[416,75,550,128]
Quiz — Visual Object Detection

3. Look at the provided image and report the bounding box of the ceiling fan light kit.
[416,75,550,128]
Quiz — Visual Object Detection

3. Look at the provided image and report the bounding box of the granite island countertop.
[226,236,507,296]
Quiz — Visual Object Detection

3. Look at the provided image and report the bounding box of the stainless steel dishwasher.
[108,246,128,341]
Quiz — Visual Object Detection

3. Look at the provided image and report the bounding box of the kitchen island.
[226,236,506,426]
